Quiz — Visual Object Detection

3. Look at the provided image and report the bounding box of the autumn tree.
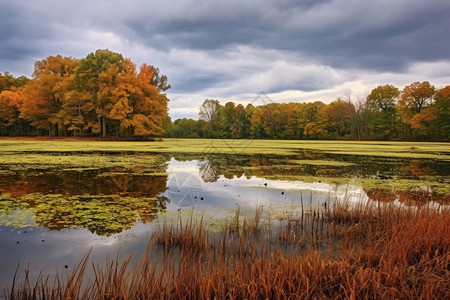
[320,99,356,138]
[62,90,93,136]
[216,102,251,138]
[0,73,30,135]
[78,58,169,138]
[397,81,435,123]
[14,49,170,138]
[130,63,169,137]
[0,89,24,135]
[297,102,325,139]
[249,106,267,138]
[20,80,52,134]
[20,55,79,136]
[75,49,124,137]
[282,103,300,139]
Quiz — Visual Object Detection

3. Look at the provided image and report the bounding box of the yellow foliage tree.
[0,89,23,128]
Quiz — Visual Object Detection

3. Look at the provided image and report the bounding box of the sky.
[1,0,450,119]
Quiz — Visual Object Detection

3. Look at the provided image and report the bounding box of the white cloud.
[407,61,450,84]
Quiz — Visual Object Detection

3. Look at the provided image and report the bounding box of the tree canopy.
[0,50,169,138]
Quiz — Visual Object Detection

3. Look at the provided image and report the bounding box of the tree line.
[0,49,170,138]
[166,82,449,141]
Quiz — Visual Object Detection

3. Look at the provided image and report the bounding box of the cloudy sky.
[1,0,449,119]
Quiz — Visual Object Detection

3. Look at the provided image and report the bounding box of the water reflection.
[165,158,330,212]
[0,154,170,236]
[365,187,449,207]
[0,169,168,197]
[180,152,449,183]
[0,152,448,236]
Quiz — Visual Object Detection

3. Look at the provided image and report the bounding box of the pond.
[0,146,449,292]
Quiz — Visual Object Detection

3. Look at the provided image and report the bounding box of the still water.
[0,152,448,291]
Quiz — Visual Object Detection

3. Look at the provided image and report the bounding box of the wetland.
[0,138,449,296]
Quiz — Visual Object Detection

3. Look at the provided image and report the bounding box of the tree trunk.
[102,116,106,138]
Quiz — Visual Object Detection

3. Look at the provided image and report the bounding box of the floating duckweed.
[0,193,167,236]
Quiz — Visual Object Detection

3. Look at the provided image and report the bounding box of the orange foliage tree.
[10,49,170,138]
[0,89,23,131]
[397,81,435,126]
[20,55,79,136]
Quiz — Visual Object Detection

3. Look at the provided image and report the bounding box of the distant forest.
[1,49,449,141]
[168,83,449,141]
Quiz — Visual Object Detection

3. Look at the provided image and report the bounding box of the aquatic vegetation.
[290,159,354,166]
[1,138,449,159]
[0,193,168,236]
[0,152,167,172]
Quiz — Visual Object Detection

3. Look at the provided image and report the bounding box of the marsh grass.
[6,193,450,299]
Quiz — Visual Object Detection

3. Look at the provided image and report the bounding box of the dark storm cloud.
[0,0,449,98]
[122,0,450,72]
[0,2,49,61]
[0,1,70,74]
[171,72,233,93]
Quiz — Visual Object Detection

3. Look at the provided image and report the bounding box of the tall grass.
[6,196,450,299]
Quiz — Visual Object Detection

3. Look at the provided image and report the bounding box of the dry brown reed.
[5,196,450,299]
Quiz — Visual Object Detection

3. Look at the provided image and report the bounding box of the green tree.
[429,86,450,140]
[167,118,205,138]
[150,66,171,92]
[199,99,222,137]
[230,104,248,138]
[218,101,236,138]
[366,84,400,139]
[0,72,30,92]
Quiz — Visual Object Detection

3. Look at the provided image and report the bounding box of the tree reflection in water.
[1,152,448,235]
[0,158,169,235]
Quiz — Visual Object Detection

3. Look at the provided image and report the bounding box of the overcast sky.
[1,0,449,119]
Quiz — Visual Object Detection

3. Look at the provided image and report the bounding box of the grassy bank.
[6,197,450,299]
